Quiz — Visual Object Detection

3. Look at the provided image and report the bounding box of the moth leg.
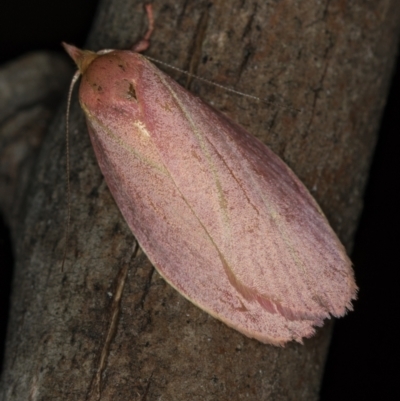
[132,3,155,53]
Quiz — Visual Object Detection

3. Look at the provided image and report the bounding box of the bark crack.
[140,371,154,401]
[139,266,155,309]
[177,0,191,27]
[85,243,138,400]
[307,34,335,131]
[237,3,258,80]
[185,4,211,89]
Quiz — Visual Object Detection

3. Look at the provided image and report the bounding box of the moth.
[63,5,357,345]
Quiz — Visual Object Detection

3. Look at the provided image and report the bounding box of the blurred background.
[0,1,399,400]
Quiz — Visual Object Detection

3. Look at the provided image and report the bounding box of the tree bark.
[1,0,399,400]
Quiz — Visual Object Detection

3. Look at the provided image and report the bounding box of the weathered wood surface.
[1,0,399,400]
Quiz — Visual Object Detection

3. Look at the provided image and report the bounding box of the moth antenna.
[143,55,302,114]
[61,70,81,272]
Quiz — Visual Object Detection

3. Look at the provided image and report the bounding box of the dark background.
[0,1,398,400]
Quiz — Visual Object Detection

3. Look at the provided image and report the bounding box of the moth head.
[63,44,146,122]
[63,43,98,75]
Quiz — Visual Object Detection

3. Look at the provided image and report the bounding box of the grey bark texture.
[1,0,399,400]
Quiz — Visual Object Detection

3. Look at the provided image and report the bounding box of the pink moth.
[63,5,357,345]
